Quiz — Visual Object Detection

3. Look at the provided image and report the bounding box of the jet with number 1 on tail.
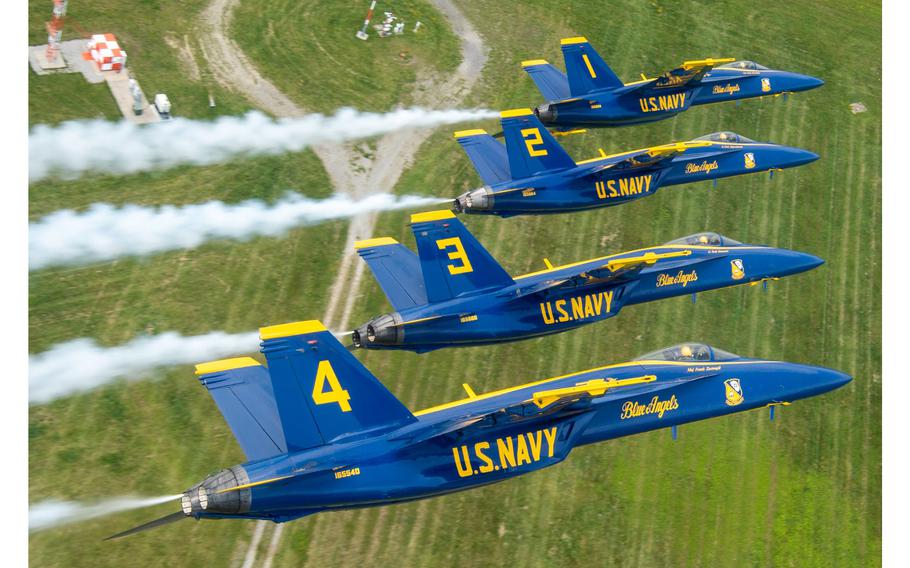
[106,322,849,538]
[452,109,818,216]
[523,37,823,129]
[350,213,823,353]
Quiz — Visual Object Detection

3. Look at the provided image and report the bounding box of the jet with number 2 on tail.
[452,109,818,216]
[350,212,823,353]
[523,37,824,130]
[107,323,849,538]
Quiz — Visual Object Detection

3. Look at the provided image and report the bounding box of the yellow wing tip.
[500,108,534,118]
[560,36,589,45]
[195,356,260,376]
[521,59,549,67]
[453,129,488,138]
[410,210,456,223]
[260,320,328,340]
[354,236,398,250]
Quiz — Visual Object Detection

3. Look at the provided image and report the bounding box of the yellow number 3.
[521,128,548,157]
[312,360,352,412]
[436,237,473,275]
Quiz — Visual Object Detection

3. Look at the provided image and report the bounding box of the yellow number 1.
[312,360,352,412]
[436,237,473,275]
[521,128,549,157]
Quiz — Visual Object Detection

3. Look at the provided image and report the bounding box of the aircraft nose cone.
[788,251,825,274]
[777,147,820,168]
[790,73,825,92]
[823,368,853,390]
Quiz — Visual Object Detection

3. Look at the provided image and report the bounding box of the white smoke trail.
[29,330,259,403]
[29,107,497,181]
[30,192,447,270]
[29,328,352,403]
[29,495,182,532]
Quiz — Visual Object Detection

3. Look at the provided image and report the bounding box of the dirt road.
[196,1,487,565]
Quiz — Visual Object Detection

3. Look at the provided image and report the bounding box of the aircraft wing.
[592,139,749,174]
[620,58,736,92]
[508,249,695,300]
[400,374,660,444]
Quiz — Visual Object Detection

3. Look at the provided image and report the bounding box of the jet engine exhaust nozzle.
[181,465,252,517]
[534,104,556,124]
[354,312,403,348]
[454,186,494,214]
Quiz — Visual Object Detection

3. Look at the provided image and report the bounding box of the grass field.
[29,0,881,566]
[232,0,462,113]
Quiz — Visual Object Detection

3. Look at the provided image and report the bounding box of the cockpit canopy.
[664,232,742,247]
[716,60,769,71]
[638,343,741,362]
[693,131,755,143]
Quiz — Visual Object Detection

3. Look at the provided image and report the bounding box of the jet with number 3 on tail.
[106,323,849,538]
[350,213,823,353]
[452,109,818,216]
[523,37,823,130]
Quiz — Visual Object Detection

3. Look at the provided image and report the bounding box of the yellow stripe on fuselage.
[413,359,771,416]
[512,244,768,281]
[215,474,295,494]
[574,139,763,166]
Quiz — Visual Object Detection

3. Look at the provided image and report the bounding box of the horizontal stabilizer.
[355,238,428,311]
[196,357,287,461]
[521,60,571,101]
[454,129,512,186]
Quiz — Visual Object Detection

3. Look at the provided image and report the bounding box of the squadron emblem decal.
[761,77,771,92]
[724,378,744,406]
[744,152,756,169]
[730,258,745,280]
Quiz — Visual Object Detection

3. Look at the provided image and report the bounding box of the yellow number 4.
[312,360,352,412]
[521,128,549,157]
[436,237,473,275]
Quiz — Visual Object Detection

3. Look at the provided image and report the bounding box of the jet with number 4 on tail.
[350,212,823,353]
[106,323,849,538]
[452,109,818,216]
[523,37,823,129]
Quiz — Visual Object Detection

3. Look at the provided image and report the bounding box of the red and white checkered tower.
[45,0,68,62]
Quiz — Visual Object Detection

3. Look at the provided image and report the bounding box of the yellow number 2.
[521,128,549,157]
[312,360,352,412]
[436,237,473,275]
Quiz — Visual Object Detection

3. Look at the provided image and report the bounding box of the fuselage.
[355,242,823,352]
[188,354,850,523]
[456,138,818,216]
[537,68,824,129]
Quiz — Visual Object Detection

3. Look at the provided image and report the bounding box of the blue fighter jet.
[107,321,849,537]
[350,213,823,353]
[523,37,824,129]
[452,109,818,216]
